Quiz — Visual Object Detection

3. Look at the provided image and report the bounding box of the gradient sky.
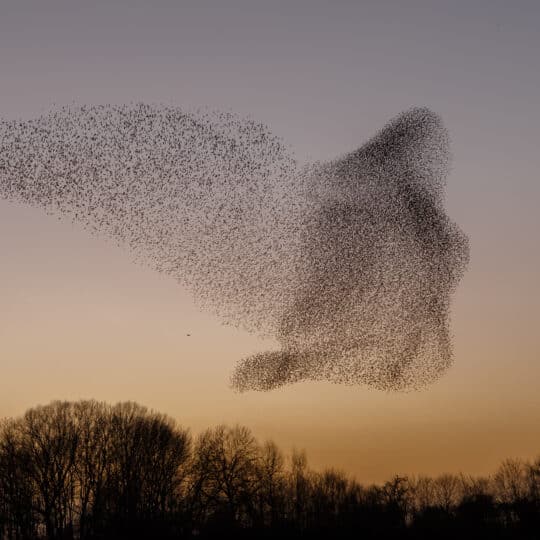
[1,0,539,483]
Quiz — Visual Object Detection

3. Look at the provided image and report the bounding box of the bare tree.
[410,475,435,513]
[432,473,460,512]
[494,458,528,504]
[105,402,191,529]
[381,475,413,527]
[526,456,540,504]
[253,441,286,527]
[0,419,36,540]
[311,468,350,529]
[19,402,80,540]
[3,399,540,539]
[288,448,312,530]
[189,425,260,529]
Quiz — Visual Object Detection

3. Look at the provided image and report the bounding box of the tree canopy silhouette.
[0,400,538,539]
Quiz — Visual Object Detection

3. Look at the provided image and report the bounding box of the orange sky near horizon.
[1,197,539,484]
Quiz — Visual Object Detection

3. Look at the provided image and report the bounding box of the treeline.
[0,401,539,539]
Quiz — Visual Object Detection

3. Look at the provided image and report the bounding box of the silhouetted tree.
[0,418,36,540]
[2,400,540,539]
[189,425,260,532]
[252,441,286,529]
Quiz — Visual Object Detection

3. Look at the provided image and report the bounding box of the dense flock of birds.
[0,104,469,391]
